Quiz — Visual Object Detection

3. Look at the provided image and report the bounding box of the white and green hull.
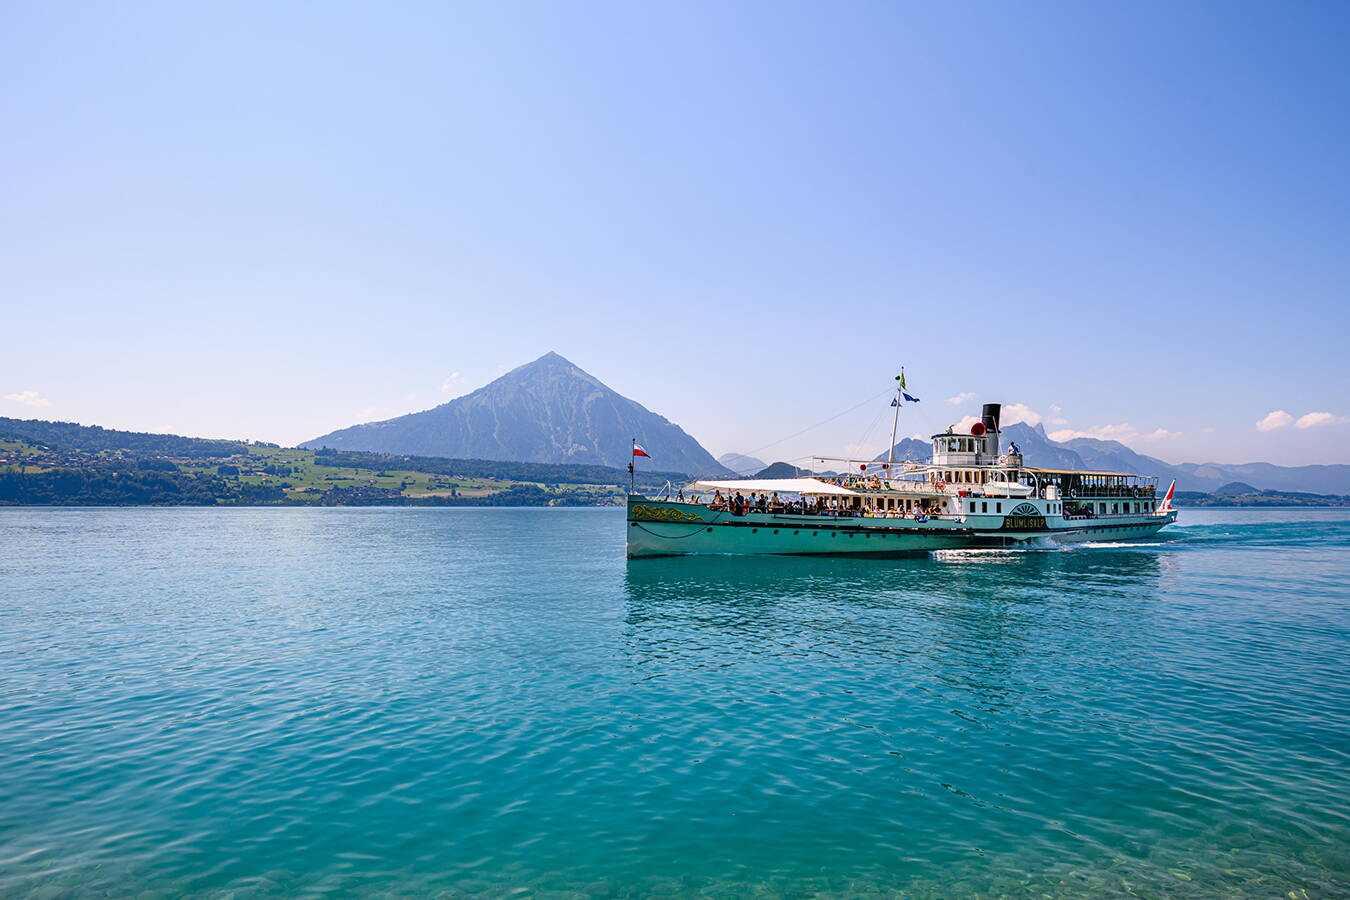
[625,496,1177,558]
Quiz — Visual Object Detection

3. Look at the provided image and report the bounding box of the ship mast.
[887,368,905,465]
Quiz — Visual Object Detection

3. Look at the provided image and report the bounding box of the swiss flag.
[632,444,651,458]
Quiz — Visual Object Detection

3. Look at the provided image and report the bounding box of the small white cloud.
[954,415,982,431]
[2,390,51,408]
[1002,403,1042,426]
[440,372,462,394]
[946,392,975,406]
[1201,426,1216,433]
[1146,428,1182,439]
[1256,410,1294,432]
[1049,417,1068,425]
[1295,411,1350,429]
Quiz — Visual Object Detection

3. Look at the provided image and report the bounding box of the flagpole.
[629,438,636,494]
[888,367,904,465]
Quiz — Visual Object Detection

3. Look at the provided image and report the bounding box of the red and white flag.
[632,444,651,458]
[1158,480,1176,512]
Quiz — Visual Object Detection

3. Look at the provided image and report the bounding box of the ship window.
[996,503,1002,513]
[981,502,987,513]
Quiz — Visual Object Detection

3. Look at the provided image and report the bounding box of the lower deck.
[626,496,1178,558]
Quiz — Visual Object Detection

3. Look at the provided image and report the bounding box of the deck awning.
[691,478,860,496]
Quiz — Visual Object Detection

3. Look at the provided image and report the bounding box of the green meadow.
[0,434,647,507]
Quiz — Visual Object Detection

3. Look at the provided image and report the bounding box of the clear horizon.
[4,2,1348,466]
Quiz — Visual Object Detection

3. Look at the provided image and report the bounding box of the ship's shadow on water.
[619,546,1169,701]
[622,545,1166,618]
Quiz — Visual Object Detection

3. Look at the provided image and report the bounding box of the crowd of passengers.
[678,489,942,518]
[671,492,1153,520]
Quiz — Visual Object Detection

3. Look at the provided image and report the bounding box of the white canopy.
[690,478,860,496]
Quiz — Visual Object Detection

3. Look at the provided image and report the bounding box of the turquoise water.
[2,508,1348,898]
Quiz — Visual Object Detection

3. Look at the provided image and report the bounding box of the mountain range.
[717,452,768,475]
[10,347,1346,493]
[873,423,1350,494]
[302,352,731,475]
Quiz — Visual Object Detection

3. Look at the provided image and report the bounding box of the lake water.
[2,507,1348,898]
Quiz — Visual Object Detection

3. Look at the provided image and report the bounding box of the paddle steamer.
[626,402,1178,558]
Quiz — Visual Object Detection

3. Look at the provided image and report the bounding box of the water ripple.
[0,507,1347,898]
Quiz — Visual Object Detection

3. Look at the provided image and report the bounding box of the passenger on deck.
[711,490,725,510]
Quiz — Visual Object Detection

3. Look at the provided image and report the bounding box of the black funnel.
[981,403,1002,432]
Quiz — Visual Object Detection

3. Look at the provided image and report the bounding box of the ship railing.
[693,502,954,521]
[1062,486,1157,499]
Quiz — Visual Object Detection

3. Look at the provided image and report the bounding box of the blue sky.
[3,1,1347,466]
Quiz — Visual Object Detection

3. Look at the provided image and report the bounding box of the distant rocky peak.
[301,351,729,475]
[501,351,604,389]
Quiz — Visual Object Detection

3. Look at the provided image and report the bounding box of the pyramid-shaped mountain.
[301,352,729,475]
